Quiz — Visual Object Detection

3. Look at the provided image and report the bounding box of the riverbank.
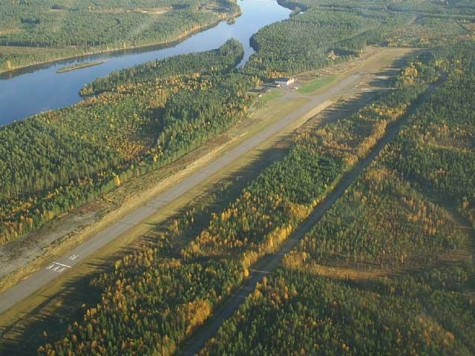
[0,46,413,295]
[0,47,418,354]
[0,10,241,76]
[0,0,293,126]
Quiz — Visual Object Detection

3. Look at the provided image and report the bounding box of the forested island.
[1,0,474,355]
[56,61,105,73]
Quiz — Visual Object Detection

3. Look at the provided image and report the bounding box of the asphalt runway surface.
[181,80,443,355]
[0,73,362,315]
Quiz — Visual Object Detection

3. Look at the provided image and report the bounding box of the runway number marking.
[46,262,72,273]
[68,254,79,261]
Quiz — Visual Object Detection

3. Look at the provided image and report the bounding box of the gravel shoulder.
[0,47,418,322]
[181,75,446,356]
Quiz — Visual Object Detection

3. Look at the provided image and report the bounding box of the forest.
[4,0,474,245]
[0,0,239,72]
[80,38,245,95]
[245,8,398,76]
[385,43,475,226]
[201,263,475,355]
[0,40,257,245]
[36,57,441,355]
[200,41,475,356]
[242,0,474,78]
[1,0,475,354]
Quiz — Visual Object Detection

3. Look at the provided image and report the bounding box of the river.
[0,0,291,127]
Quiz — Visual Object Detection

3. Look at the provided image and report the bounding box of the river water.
[0,0,291,126]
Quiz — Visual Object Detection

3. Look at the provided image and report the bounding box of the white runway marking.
[68,254,79,261]
[52,262,72,268]
[46,262,72,273]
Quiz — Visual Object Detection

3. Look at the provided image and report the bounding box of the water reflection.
[0,0,290,126]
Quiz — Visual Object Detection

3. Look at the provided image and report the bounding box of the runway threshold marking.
[46,262,72,273]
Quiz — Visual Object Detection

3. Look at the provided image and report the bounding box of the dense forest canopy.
[0,0,239,71]
[0,0,474,354]
[200,263,475,355]
[80,38,245,95]
[242,0,474,77]
[200,41,475,356]
[36,47,468,354]
[1,0,474,281]
[0,0,238,47]
[0,39,254,245]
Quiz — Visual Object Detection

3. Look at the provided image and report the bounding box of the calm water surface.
[0,0,290,126]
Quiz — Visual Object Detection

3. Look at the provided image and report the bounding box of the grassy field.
[198,47,475,356]
[0,82,317,336]
[297,75,337,94]
[0,47,418,354]
[260,89,285,102]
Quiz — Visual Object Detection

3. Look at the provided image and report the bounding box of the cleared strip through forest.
[180,78,446,356]
[0,72,363,316]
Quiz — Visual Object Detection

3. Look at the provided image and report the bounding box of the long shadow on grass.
[180,76,446,355]
[0,146,291,354]
[1,77,388,354]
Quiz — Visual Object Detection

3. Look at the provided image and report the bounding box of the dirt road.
[180,80,445,355]
[0,73,364,315]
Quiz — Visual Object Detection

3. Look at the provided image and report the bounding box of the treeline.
[1,0,456,244]
[384,41,475,225]
[0,47,85,73]
[80,38,244,95]
[387,13,468,47]
[0,0,237,47]
[36,60,433,355]
[199,42,475,356]
[244,7,409,77]
[0,40,256,245]
[282,0,475,16]
[388,0,475,16]
[200,43,475,355]
[283,59,453,269]
[0,0,239,72]
[244,0,474,77]
[245,8,379,78]
[201,263,475,355]
[36,123,343,355]
[288,164,465,270]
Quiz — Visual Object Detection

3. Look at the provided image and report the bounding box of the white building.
[274,77,295,86]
